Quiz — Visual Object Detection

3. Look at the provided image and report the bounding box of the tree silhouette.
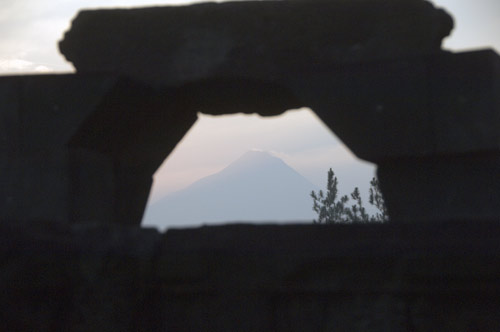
[311,168,388,223]
[368,177,389,222]
[311,169,349,223]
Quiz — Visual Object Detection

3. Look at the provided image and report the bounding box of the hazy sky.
[1,0,499,209]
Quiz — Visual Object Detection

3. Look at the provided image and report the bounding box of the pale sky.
[1,0,499,209]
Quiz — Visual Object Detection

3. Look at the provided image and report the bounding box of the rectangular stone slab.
[3,221,500,330]
[59,0,453,86]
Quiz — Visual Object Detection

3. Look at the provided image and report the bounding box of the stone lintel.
[59,0,453,86]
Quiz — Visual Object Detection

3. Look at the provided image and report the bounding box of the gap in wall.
[142,108,376,230]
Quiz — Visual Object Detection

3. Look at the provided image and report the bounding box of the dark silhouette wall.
[3,221,500,331]
[1,0,500,330]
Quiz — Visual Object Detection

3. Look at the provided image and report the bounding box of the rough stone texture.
[0,75,196,225]
[2,222,500,331]
[59,0,453,86]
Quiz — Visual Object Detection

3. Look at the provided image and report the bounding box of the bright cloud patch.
[0,57,53,73]
[34,65,52,72]
[0,58,33,71]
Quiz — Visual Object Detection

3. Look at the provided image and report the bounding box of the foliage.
[311,169,350,223]
[311,168,389,223]
[368,177,389,222]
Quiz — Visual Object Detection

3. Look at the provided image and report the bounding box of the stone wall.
[1,1,500,330]
[2,221,500,331]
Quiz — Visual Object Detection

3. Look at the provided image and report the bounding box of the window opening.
[142,108,375,231]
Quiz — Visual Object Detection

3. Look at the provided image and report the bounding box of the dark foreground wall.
[1,2,499,331]
[2,221,500,331]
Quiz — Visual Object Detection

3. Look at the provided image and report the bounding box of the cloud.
[0,58,33,71]
[0,57,53,73]
[34,65,52,72]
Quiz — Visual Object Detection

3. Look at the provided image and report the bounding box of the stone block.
[0,77,21,159]
[428,50,500,154]
[300,50,500,162]
[2,222,500,330]
[154,223,500,331]
[0,75,169,225]
[297,56,432,160]
[68,148,115,223]
[0,221,161,331]
[377,153,500,222]
[59,0,453,86]
[0,75,118,152]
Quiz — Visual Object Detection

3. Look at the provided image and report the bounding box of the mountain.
[142,151,318,229]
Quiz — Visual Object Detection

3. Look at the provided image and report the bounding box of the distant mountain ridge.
[142,151,318,229]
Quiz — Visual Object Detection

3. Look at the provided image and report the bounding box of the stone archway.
[2,0,499,225]
[57,0,454,225]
